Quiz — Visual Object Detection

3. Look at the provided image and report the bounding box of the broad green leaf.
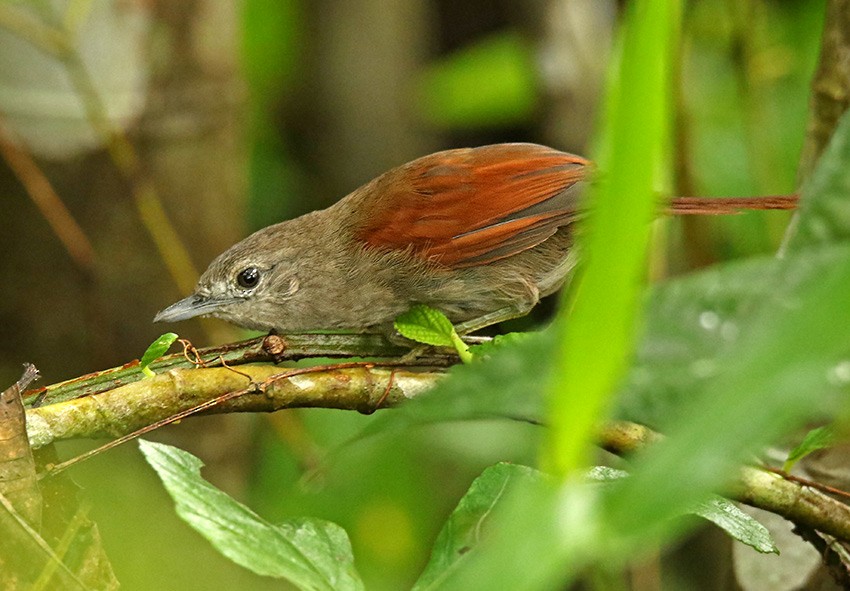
[139,440,363,591]
[412,463,543,591]
[395,305,472,363]
[355,329,552,443]
[783,425,837,472]
[395,305,455,347]
[139,333,178,378]
[358,245,850,440]
[618,245,849,428]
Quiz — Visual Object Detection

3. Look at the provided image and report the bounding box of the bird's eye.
[236,267,260,289]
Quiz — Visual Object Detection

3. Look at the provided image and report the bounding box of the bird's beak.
[153,294,238,323]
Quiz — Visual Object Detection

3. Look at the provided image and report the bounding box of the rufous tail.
[668,195,798,215]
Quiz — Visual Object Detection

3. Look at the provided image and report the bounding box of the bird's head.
[154,226,304,332]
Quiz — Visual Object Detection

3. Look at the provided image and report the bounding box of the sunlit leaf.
[139,333,178,378]
[783,425,837,472]
[395,305,472,363]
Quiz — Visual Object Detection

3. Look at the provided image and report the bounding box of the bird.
[154,143,797,335]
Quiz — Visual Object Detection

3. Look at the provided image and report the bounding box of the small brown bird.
[154,143,797,334]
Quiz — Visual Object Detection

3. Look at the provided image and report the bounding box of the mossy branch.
[600,421,850,545]
[26,363,443,450]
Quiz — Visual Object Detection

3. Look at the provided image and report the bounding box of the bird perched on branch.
[155,143,797,334]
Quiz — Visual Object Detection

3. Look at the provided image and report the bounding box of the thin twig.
[764,466,850,502]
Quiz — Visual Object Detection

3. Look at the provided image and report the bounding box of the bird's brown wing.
[356,143,588,269]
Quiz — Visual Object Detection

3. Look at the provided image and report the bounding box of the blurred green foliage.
[242,0,308,230]
[416,32,538,129]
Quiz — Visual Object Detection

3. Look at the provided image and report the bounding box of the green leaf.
[395,305,455,347]
[354,329,552,444]
[413,463,777,591]
[586,468,777,554]
[543,0,681,476]
[359,244,850,442]
[412,463,581,591]
[413,463,544,591]
[395,305,472,363]
[139,440,364,591]
[691,497,778,554]
[362,108,850,575]
[618,245,849,428]
[140,332,178,378]
[784,425,837,472]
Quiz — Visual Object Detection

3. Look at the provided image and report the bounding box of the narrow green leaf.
[395,305,472,363]
[413,463,543,591]
[139,440,363,591]
[784,425,837,472]
[544,0,681,477]
[139,332,178,377]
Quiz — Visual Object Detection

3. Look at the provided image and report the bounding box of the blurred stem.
[0,121,95,273]
[0,4,70,55]
[59,51,200,295]
[798,0,850,182]
[675,31,720,270]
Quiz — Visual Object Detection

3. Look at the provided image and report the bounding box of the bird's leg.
[454,279,540,336]
[453,304,532,336]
